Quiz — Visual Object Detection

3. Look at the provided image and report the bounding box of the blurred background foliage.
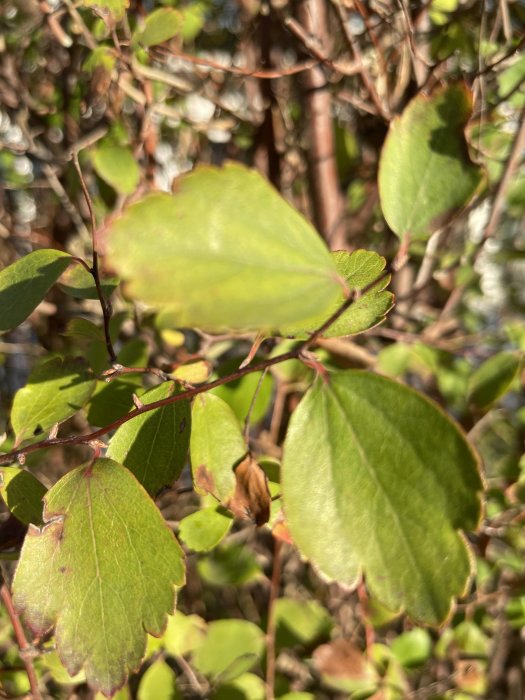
[1,0,525,697]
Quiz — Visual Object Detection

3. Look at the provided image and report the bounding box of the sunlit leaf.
[280,250,393,338]
[82,0,129,20]
[191,620,265,682]
[11,357,96,445]
[282,371,483,624]
[13,459,185,696]
[467,351,521,409]
[178,506,232,552]
[274,598,332,649]
[0,250,72,332]
[0,467,46,525]
[137,659,181,700]
[58,263,118,300]
[378,83,484,240]
[133,8,183,47]
[104,163,344,332]
[163,610,207,657]
[92,145,140,195]
[107,381,191,495]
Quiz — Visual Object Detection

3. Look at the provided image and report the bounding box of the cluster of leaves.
[1,0,525,699]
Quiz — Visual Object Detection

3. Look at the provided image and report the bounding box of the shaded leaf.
[58,263,118,300]
[163,611,207,657]
[190,393,246,502]
[92,145,140,195]
[0,467,46,526]
[104,163,344,332]
[378,83,484,240]
[390,629,432,668]
[274,598,332,649]
[191,620,265,682]
[133,8,183,47]
[467,351,521,409]
[11,357,96,445]
[178,506,232,552]
[0,250,72,332]
[313,639,378,694]
[107,381,191,495]
[282,371,483,624]
[13,458,185,696]
[211,673,266,700]
[280,250,393,338]
[82,0,129,20]
[197,542,262,587]
[212,366,274,424]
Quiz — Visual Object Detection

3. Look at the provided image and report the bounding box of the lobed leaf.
[0,249,72,332]
[11,357,96,445]
[107,381,191,495]
[378,83,484,240]
[281,370,483,624]
[13,458,185,696]
[103,163,344,333]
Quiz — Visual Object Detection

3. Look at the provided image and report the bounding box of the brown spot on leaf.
[228,454,271,527]
[313,639,371,681]
[194,464,216,497]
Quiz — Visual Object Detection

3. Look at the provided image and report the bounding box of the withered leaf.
[228,454,271,527]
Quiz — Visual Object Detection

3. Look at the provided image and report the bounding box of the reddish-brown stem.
[265,538,282,700]
[71,154,117,364]
[0,270,390,466]
[0,583,42,700]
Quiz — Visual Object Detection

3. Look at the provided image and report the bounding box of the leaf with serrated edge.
[378,83,484,240]
[13,458,185,696]
[107,381,191,495]
[0,250,72,332]
[103,163,344,332]
[282,371,483,625]
[11,357,96,445]
[190,394,246,502]
[280,250,393,339]
[0,467,46,525]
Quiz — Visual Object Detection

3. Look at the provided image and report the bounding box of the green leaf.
[87,380,138,427]
[211,673,266,700]
[191,620,265,682]
[133,9,183,47]
[281,371,483,624]
[137,659,181,700]
[13,458,185,696]
[212,365,274,424]
[104,163,344,332]
[63,317,105,342]
[274,598,332,649]
[92,145,140,195]
[82,0,129,20]
[378,83,484,240]
[0,467,46,525]
[178,506,233,551]
[107,381,191,495]
[11,357,96,444]
[280,250,393,338]
[467,351,521,409]
[190,394,246,501]
[0,250,72,332]
[58,263,118,300]
[163,610,207,657]
[390,629,432,668]
[197,542,262,587]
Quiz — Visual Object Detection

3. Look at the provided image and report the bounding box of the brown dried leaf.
[228,454,271,526]
[313,639,369,680]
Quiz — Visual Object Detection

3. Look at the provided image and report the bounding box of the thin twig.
[265,538,282,700]
[0,270,391,466]
[71,154,117,363]
[0,583,42,700]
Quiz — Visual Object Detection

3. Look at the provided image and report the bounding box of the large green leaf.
[11,357,96,445]
[281,371,483,624]
[280,250,393,338]
[378,83,484,240]
[104,163,344,332]
[0,250,72,332]
[13,458,185,696]
[107,381,191,495]
[0,467,47,526]
[190,393,246,502]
